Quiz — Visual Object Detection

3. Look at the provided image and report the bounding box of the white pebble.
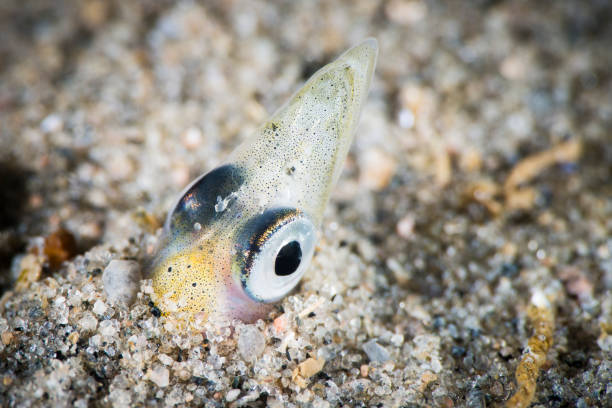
[226,389,240,402]
[182,126,203,149]
[237,325,265,361]
[103,260,141,305]
[390,334,405,347]
[40,114,63,133]
[397,108,415,129]
[89,334,102,347]
[108,388,132,407]
[363,339,390,363]
[148,366,170,387]
[92,300,107,316]
[78,312,98,331]
[99,320,118,337]
[531,290,550,309]
[158,353,174,366]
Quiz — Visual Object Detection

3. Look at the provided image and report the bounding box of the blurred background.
[1,0,610,246]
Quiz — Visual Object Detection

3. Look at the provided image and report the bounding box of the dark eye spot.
[169,164,244,232]
[275,241,302,276]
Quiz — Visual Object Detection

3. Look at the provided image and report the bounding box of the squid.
[149,39,378,322]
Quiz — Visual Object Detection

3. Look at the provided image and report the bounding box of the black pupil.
[275,241,302,276]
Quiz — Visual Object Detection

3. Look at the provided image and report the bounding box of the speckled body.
[150,39,377,322]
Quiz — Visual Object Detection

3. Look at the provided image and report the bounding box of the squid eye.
[236,209,316,303]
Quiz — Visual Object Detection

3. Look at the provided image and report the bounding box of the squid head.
[149,39,378,322]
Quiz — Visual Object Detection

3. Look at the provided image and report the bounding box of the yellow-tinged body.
[150,39,378,322]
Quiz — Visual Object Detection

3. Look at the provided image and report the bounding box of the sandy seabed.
[0,1,610,407]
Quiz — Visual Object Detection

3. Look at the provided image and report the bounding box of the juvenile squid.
[150,39,377,322]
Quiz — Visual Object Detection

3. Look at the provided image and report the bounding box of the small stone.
[385,0,427,25]
[291,368,308,389]
[15,254,43,291]
[182,126,203,150]
[489,381,505,398]
[396,215,415,240]
[43,228,77,270]
[500,346,514,358]
[267,397,284,408]
[40,114,63,133]
[158,354,174,366]
[500,52,529,80]
[92,300,107,316]
[390,334,405,347]
[78,312,98,331]
[225,389,240,402]
[387,258,411,285]
[451,345,466,358]
[447,324,460,339]
[411,335,442,367]
[237,325,265,361]
[171,164,190,186]
[68,332,79,344]
[436,396,454,408]
[558,267,593,300]
[103,260,141,305]
[418,371,438,392]
[363,340,390,363]
[597,332,612,353]
[433,316,446,329]
[148,366,170,387]
[99,320,118,337]
[1,331,13,345]
[397,108,415,129]
[273,314,288,334]
[360,364,369,377]
[299,357,325,378]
